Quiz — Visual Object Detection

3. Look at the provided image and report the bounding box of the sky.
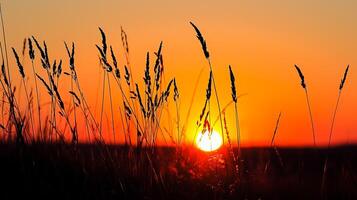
[2,0,357,146]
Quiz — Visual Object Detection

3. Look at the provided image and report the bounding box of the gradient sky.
[3,0,357,146]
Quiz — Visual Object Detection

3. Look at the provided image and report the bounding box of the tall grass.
[294,64,316,146]
[321,65,350,194]
[12,47,35,139]
[0,13,354,198]
[228,65,241,155]
[28,38,42,137]
[190,22,225,145]
[264,112,283,173]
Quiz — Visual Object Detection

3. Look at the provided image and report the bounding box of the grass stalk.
[190,22,225,145]
[294,65,316,146]
[321,65,349,195]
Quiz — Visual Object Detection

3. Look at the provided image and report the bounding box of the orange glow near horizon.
[2,1,357,147]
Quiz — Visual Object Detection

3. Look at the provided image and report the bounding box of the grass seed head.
[190,22,209,59]
[294,64,306,89]
[36,74,52,96]
[206,71,212,100]
[135,83,146,118]
[229,65,237,103]
[28,38,35,60]
[110,46,119,76]
[121,26,129,54]
[144,52,151,94]
[12,48,25,78]
[173,78,179,101]
[124,65,130,86]
[1,60,9,87]
[22,38,27,57]
[339,65,349,90]
[57,60,62,78]
[98,27,107,56]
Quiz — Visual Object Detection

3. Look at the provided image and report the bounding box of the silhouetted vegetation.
[0,5,354,199]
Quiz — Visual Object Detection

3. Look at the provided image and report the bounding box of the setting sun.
[195,130,223,152]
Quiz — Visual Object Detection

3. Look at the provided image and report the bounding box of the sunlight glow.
[196,129,223,152]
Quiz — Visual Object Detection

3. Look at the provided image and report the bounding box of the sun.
[195,129,223,152]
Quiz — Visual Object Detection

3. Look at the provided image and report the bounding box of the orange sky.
[3,0,357,146]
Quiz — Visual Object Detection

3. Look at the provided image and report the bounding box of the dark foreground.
[0,143,356,200]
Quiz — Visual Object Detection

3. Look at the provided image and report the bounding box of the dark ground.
[0,143,356,200]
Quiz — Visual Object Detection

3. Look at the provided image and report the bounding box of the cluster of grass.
[0,4,355,198]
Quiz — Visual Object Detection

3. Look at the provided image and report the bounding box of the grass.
[229,65,241,158]
[294,64,317,146]
[190,22,225,146]
[321,65,350,195]
[0,12,354,199]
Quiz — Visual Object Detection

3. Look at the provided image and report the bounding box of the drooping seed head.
[294,64,306,89]
[36,74,52,96]
[190,22,210,59]
[12,48,25,78]
[98,27,107,56]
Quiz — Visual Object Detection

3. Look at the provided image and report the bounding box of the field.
[1,144,357,199]
[0,3,356,199]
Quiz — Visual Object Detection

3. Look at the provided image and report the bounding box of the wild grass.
[0,11,354,198]
[294,64,316,146]
[264,112,283,173]
[321,64,350,194]
[190,22,225,145]
[229,65,241,156]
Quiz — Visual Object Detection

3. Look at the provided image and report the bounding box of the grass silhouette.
[0,12,355,199]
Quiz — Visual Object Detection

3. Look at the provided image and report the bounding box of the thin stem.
[99,71,106,139]
[74,73,99,134]
[270,112,282,147]
[208,59,224,144]
[119,108,128,145]
[182,66,204,143]
[22,79,35,140]
[234,102,241,155]
[110,73,145,141]
[45,70,55,142]
[328,91,341,148]
[55,77,59,141]
[175,100,180,145]
[321,90,342,195]
[107,73,116,143]
[30,60,42,138]
[0,4,10,87]
[71,75,77,142]
[304,89,316,146]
